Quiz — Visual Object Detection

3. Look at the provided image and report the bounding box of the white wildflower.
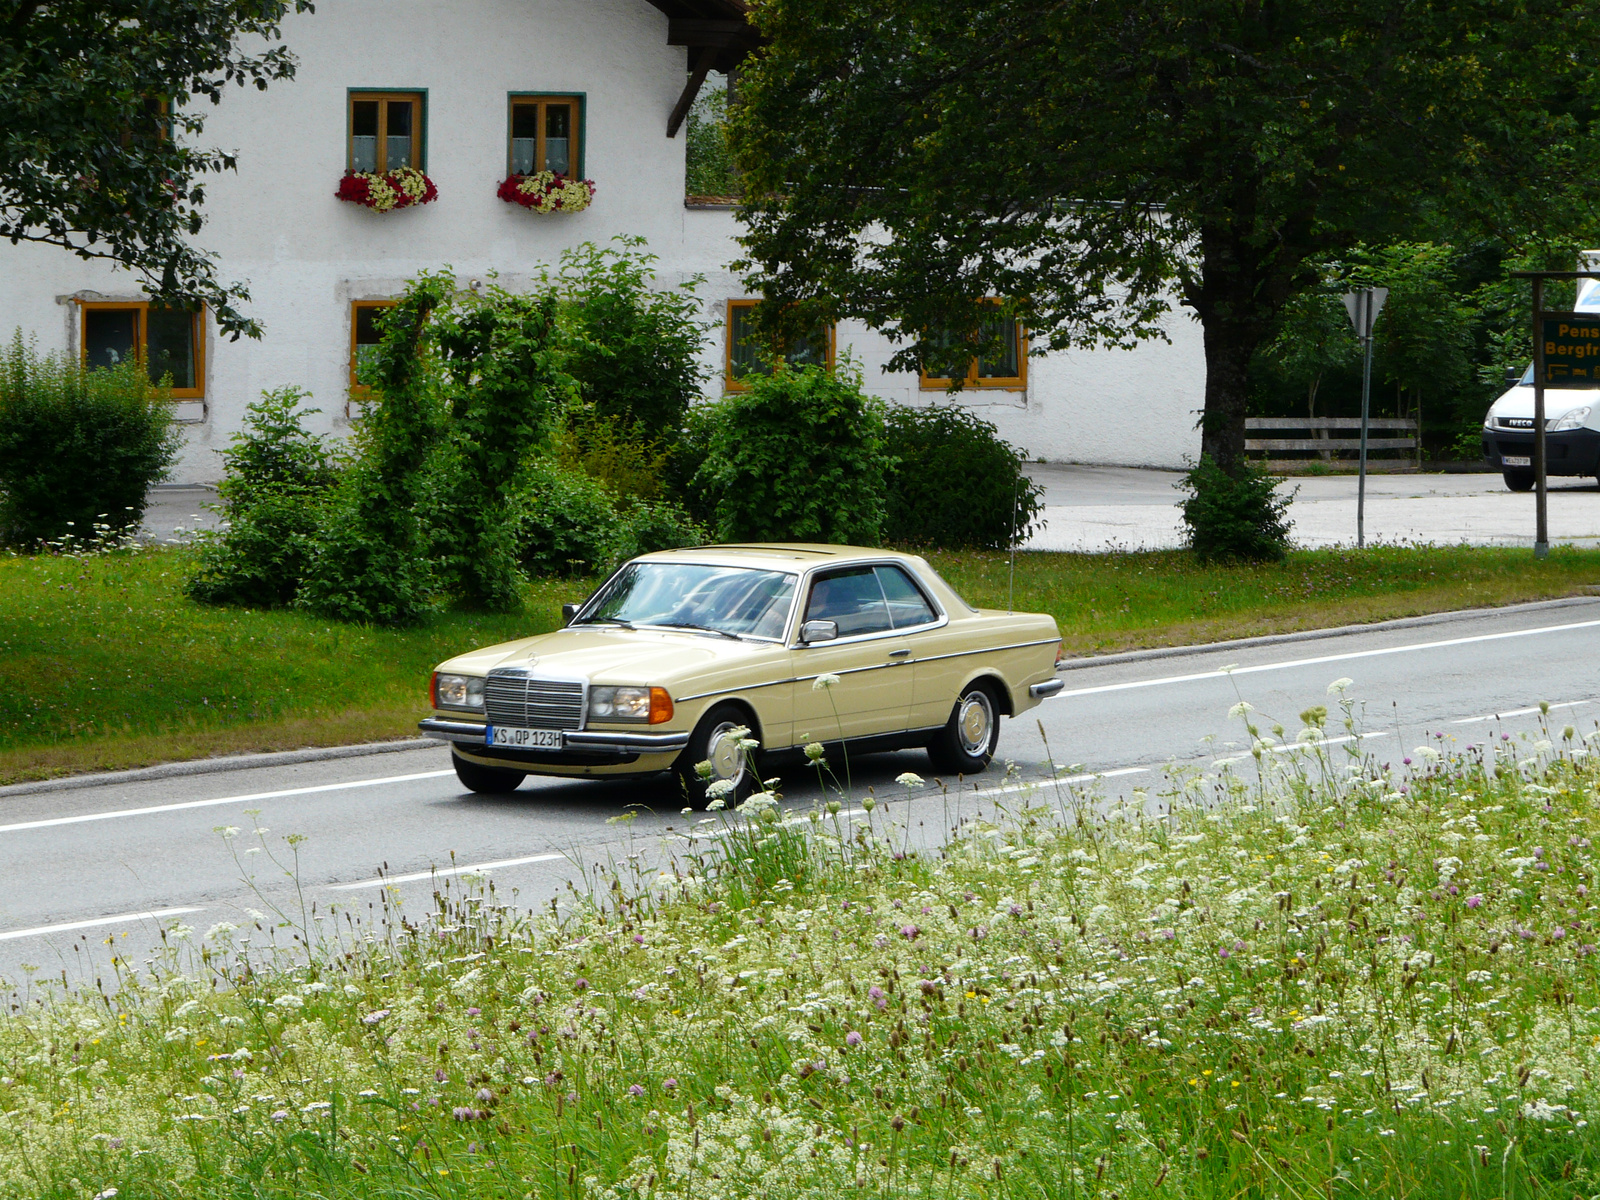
[812,673,841,691]
[1327,677,1353,695]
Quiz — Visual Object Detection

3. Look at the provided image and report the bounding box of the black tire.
[674,703,759,809]
[926,681,1002,776]
[451,750,526,794]
[1504,470,1535,492]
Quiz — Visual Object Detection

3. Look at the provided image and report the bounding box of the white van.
[1482,275,1600,491]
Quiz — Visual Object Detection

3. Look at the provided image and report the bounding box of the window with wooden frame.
[725,300,834,390]
[79,303,204,398]
[507,95,583,176]
[919,303,1027,390]
[350,300,396,394]
[348,91,424,173]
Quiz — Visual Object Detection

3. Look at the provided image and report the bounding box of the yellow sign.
[1541,312,1600,386]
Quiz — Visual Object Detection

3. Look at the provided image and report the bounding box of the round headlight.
[589,686,616,717]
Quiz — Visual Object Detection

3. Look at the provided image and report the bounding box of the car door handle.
[888,648,911,660]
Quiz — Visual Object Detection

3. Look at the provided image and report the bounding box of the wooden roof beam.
[667,45,719,138]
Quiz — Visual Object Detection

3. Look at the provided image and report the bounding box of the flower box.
[336,167,438,213]
[497,171,595,214]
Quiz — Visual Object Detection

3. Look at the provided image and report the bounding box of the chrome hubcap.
[705,722,748,785]
[957,691,994,756]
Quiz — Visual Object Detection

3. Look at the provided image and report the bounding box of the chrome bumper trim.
[417,718,688,754]
[1029,679,1065,699]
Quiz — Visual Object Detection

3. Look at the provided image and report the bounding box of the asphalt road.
[6,596,1600,992]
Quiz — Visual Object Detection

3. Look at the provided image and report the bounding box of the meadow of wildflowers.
[2,692,1599,1198]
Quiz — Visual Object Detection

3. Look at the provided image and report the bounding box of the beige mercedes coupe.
[420,544,1064,802]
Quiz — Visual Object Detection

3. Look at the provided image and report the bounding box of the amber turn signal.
[649,686,674,724]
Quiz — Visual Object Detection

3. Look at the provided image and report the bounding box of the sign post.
[1510,270,1600,558]
[1342,287,1388,548]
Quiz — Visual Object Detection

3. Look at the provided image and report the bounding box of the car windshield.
[582,563,798,640]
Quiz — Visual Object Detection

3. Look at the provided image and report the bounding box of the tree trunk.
[1189,223,1279,475]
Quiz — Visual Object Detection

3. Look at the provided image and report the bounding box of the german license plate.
[487,726,563,750]
[1503,455,1531,468]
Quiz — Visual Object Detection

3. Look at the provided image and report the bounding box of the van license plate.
[487,726,563,750]
[1503,455,1531,468]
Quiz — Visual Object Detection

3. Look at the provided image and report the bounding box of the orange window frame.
[507,95,584,177]
[724,299,836,392]
[347,91,424,174]
[350,300,396,395]
[77,302,205,399]
[918,303,1028,391]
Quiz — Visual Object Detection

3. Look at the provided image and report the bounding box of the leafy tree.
[0,0,312,338]
[1254,280,1358,425]
[555,238,706,437]
[730,0,1600,476]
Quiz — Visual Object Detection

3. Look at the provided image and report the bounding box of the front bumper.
[1482,428,1600,476]
[418,717,690,757]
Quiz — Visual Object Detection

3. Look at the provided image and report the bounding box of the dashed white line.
[1054,617,1600,701]
[1452,699,1594,725]
[0,907,203,942]
[327,851,568,890]
[0,770,456,836]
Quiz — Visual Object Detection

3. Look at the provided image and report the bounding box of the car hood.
[1487,386,1600,422]
[436,625,779,687]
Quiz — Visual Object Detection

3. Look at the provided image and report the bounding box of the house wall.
[0,0,1205,483]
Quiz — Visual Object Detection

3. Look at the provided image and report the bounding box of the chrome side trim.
[896,637,1062,666]
[1029,679,1065,698]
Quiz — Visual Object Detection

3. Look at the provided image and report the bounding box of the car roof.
[632,543,919,571]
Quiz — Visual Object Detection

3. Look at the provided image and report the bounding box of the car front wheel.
[1504,470,1535,492]
[927,681,1000,776]
[675,703,760,809]
[452,750,526,794]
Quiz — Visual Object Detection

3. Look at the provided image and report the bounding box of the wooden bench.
[1245,416,1418,461]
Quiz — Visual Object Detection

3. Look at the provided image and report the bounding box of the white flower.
[705,779,736,799]
[895,772,925,788]
[204,922,238,942]
[1412,746,1441,762]
[1228,702,1254,718]
[706,797,727,811]
[1327,677,1354,695]
[812,673,841,691]
[804,741,827,761]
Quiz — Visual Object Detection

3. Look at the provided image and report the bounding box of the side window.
[508,96,582,176]
[726,299,834,390]
[81,303,204,398]
[804,566,892,637]
[875,565,938,628]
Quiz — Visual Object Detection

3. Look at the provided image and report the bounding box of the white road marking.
[972,766,1149,798]
[1452,699,1594,725]
[1055,617,1600,701]
[0,906,202,942]
[327,851,568,890]
[0,770,456,836]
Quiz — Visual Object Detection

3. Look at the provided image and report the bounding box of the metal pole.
[1533,276,1548,558]
[1358,292,1372,550]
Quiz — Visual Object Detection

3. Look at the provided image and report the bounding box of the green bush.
[882,404,1044,548]
[557,239,707,437]
[557,406,672,500]
[0,331,180,548]
[512,459,705,577]
[185,388,342,607]
[1179,454,1294,562]
[696,363,889,544]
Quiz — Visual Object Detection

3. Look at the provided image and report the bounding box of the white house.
[0,0,1205,484]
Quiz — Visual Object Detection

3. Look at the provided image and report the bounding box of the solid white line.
[0,906,202,942]
[1055,617,1600,701]
[973,766,1150,798]
[0,770,457,836]
[1452,699,1594,725]
[327,851,568,890]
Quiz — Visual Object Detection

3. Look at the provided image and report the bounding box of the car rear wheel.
[675,703,759,809]
[1504,470,1535,492]
[927,681,1001,776]
[451,750,526,794]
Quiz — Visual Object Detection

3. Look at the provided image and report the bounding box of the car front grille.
[484,670,585,730]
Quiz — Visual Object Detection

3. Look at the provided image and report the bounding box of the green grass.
[929,543,1600,656]
[4,542,1599,785]
[2,712,1598,1198]
[0,546,596,784]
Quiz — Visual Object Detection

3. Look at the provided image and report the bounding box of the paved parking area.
[1023,463,1600,551]
[139,485,221,545]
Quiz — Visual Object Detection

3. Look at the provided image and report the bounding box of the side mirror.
[801,619,838,644]
[561,603,580,626]
[1505,366,1521,388]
